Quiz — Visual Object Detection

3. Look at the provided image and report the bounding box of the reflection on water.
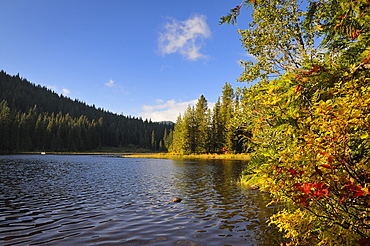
[0,155,283,245]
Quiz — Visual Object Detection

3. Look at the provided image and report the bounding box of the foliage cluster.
[243,68,370,245]
[0,72,173,153]
[217,0,370,245]
[219,0,370,244]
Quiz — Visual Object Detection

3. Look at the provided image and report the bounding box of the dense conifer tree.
[194,95,209,153]
[219,83,234,151]
[210,98,222,152]
[0,100,11,153]
[169,114,188,154]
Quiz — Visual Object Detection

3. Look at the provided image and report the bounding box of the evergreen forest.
[169,83,252,154]
[0,70,173,153]
[171,0,370,245]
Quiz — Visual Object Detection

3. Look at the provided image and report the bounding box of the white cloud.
[140,99,198,122]
[61,88,70,95]
[158,14,211,61]
[47,85,71,96]
[105,79,115,87]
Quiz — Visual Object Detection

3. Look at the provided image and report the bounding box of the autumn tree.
[221,0,324,82]
[222,0,370,244]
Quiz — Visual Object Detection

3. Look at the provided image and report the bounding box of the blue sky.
[1,0,252,122]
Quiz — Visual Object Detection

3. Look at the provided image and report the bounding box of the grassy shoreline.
[8,151,251,162]
[122,153,251,161]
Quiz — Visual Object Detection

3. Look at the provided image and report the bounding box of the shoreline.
[5,151,158,156]
[4,152,251,161]
[121,153,251,161]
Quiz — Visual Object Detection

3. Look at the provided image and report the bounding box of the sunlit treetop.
[220,0,370,82]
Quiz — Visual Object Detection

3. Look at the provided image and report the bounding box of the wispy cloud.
[158,14,211,61]
[105,79,116,87]
[140,99,198,122]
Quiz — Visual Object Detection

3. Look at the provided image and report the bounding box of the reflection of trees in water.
[172,159,243,205]
[171,159,285,245]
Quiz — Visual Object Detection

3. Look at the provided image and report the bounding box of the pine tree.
[194,95,209,153]
[169,115,186,153]
[211,98,222,152]
[220,83,234,152]
[0,100,11,153]
[183,105,196,153]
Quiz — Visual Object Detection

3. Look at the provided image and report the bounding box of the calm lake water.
[0,155,282,246]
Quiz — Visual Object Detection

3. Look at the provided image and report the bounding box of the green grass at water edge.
[122,153,251,161]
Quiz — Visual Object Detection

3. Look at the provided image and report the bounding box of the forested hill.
[0,70,173,153]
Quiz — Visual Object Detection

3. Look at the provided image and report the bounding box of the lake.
[0,155,282,245]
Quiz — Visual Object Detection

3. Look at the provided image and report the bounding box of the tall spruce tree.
[220,83,234,152]
[0,100,11,153]
[194,95,209,153]
[211,98,222,152]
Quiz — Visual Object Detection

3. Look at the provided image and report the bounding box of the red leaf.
[303,183,311,194]
[354,190,365,197]
[289,168,298,176]
[301,202,309,207]
[295,197,309,207]
[339,197,346,205]
[363,55,370,64]
[321,164,331,169]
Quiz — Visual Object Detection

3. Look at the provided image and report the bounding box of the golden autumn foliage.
[221,0,370,244]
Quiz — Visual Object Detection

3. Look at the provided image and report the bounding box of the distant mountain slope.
[0,70,121,119]
[0,70,173,153]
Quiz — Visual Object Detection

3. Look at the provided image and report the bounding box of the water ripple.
[0,155,283,245]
